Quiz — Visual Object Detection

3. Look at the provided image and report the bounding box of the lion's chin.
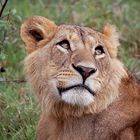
[61,88,94,106]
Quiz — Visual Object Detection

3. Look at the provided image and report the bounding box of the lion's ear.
[20,16,57,53]
[102,24,120,58]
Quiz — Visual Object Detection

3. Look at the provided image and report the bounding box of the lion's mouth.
[58,84,95,96]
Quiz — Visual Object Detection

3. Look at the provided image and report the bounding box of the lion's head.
[21,16,127,117]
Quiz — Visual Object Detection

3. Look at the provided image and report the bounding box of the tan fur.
[20,16,140,140]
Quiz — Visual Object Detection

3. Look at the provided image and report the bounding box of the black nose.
[72,64,97,80]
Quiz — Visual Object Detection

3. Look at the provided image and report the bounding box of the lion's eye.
[95,45,105,55]
[57,40,70,50]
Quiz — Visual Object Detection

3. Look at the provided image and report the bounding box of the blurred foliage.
[0,0,140,139]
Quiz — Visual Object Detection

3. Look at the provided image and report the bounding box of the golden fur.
[20,16,140,140]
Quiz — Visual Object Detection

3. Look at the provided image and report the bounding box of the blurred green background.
[0,0,140,139]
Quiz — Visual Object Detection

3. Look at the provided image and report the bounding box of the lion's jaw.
[50,71,98,106]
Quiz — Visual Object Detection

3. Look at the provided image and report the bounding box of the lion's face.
[21,16,127,114]
[42,25,113,106]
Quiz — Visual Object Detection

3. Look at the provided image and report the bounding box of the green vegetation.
[0,0,140,139]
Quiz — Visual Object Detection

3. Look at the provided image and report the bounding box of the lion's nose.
[72,64,97,80]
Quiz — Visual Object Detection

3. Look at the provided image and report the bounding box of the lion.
[20,16,140,140]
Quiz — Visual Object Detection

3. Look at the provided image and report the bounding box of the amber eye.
[95,45,105,55]
[57,40,70,50]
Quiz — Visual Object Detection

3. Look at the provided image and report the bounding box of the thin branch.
[1,9,10,19]
[0,0,8,17]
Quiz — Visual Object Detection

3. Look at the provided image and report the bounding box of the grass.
[0,0,140,139]
[0,83,39,140]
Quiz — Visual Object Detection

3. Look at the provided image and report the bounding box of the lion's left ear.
[20,16,57,53]
[102,24,120,58]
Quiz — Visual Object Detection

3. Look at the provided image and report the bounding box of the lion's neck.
[38,113,97,140]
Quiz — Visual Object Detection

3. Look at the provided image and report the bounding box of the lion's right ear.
[20,16,57,53]
[102,24,120,58]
